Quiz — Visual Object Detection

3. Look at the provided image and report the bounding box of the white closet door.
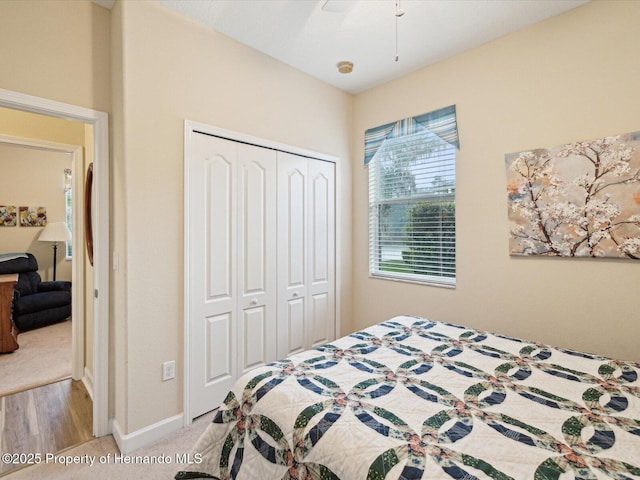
[277,153,336,356]
[307,160,335,348]
[277,152,308,358]
[236,144,277,377]
[189,133,238,418]
[187,128,337,420]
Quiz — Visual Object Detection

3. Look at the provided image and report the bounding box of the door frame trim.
[0,88,111,437]
[183,120,340,426]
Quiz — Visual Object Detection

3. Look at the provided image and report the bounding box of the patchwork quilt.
[178,316,640,480]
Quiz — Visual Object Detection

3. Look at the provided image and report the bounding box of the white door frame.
[0,134,85,382]
[0,88,110,437]
[183,120,341,426]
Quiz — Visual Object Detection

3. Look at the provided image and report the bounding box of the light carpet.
[0,320,72,397]
[3,411,215,480]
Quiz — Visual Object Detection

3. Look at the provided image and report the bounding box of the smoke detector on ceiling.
[337,61,354,74]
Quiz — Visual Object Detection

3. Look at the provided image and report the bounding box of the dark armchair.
[0,253,71,331]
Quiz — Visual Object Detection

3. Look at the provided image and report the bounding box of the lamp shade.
[38,221,72,243]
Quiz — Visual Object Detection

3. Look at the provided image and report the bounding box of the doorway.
[0,133,85,389]
[0,87,110,437]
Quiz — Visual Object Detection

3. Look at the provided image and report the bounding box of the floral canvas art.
[0,206,17,226]
[19,206,47,227]
[506,131,640,259]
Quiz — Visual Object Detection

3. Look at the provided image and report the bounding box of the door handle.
[250,298,258,305]
[292,292,299,298]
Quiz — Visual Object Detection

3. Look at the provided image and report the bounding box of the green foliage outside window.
[401,201,455,278]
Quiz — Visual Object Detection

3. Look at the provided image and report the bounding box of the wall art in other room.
[506,131,640,260]
[0,206,17,226]
[19,206,47,227]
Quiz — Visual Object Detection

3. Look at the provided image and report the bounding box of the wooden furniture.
[0,273,19,353]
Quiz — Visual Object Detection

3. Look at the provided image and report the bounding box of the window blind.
[366,106,458,286]
[64,169,73,259]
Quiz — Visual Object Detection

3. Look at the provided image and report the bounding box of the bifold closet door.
[277,153,307,358]
[307,159,335,349]
[189,133,238,417]
[188,133,277,418]
[236,144,277,377]
[276,152,335,358]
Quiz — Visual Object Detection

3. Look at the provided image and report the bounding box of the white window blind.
[64,168,73,259]
[367,111,457,287]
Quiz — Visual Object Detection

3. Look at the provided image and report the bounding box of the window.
[64,168,73,259]
[366,106,459,287]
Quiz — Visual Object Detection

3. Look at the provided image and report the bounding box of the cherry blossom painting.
[506,131,640,259]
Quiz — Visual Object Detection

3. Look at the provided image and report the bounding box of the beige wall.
[110,0,127,431]
[0,107,86,146]
[0,143,72,281]
[352,1,640,363]
[113,1,352,433]
[0,0,108,404]
[0,0,111,113]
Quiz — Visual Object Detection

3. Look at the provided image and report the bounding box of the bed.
[176,315,640,480]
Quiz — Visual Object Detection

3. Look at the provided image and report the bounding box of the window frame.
[64,168,73,260]
[366,108,458,288]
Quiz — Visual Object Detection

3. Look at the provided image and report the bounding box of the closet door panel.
[310,173,329,284]
[286,170,306,287]
[277,152,308,358]
[241,159,267,294]
[287,298,306,355]
[206,313,232,382]
[237,144,277,376]
[189,133,237,418]
[242,306,267,371]
[307,160,335,348]
[309,293,329,348]
[207,156,234,302]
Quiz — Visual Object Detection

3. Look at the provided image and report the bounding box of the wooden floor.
[0,379,93,476]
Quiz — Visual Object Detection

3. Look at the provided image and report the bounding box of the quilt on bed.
[178,315,640,480]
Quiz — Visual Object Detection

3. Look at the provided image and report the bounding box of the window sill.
[369,272,456,289]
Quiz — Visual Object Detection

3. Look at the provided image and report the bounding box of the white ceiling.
[151,0,588,94]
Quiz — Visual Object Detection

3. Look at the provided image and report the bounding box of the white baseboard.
[111,413,184,454]
[82,367,94,400]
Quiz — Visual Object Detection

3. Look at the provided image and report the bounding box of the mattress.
[177,315,640,479]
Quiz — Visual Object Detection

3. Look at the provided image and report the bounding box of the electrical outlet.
[162,360,175,381]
